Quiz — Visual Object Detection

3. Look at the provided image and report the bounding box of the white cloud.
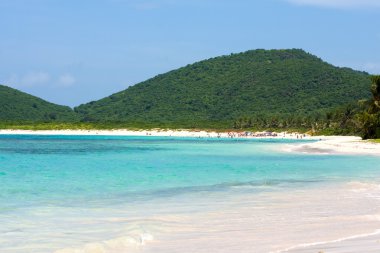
[340,62,380,74]
[57,74,76,87]
[3,74,18,87]
[361,62,380,74]
[286,0,380,9]
[23,72,50,86]
[4,71,51,88]
[3,72,76,88]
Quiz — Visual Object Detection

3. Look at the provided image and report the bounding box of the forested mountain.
[0,85,78,122]
[75,49,371,128]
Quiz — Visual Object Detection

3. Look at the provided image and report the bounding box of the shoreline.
[283,136,380,156]
[2,129,380,155]
[282,229,380,253]
[0,129,314,139]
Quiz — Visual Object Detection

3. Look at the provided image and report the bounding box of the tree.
[360,75,380,139]
[370,75,380,112]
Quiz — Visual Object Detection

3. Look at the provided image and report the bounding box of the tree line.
[233,75,380,139]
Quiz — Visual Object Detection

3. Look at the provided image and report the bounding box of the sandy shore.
[284,136,380,156]
[280,137,380,252]
[0,129,312,139]
[284,230,380,253]
[1,129,380,155]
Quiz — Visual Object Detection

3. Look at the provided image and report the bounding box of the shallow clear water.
[1,135,380,253]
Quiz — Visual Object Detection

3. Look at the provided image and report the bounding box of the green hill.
[0,85,78,122]
[75,49,371,128]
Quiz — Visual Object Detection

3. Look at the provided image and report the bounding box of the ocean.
[1,135,380,253]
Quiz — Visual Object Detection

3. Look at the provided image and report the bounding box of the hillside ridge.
[74,49,371,128]
[0,84,78,122]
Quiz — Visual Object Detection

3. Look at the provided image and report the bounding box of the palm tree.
[370,75,380,112]
[361,75,380,139]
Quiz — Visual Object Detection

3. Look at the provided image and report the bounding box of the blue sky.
[0,0,379,107]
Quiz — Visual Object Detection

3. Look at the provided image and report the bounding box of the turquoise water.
[1,135,380,253]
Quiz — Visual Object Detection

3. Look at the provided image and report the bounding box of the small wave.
[54,233,154,253]
[121,179,324,200]
[282,143,334,155]
[272,229,380,253]
[30,178,328,209]
[347,181,380,192]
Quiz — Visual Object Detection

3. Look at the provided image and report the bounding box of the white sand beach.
[284,136,380,156]
[0,129,312,139]
[277,136,380,252]
[284,230,380,253]
[2,129,380,156]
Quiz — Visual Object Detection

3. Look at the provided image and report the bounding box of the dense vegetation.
[271,75,380,138]
[75,49,371,129]
[0,85,78,122]
[358,76,380,139]
[1,49,379,137]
